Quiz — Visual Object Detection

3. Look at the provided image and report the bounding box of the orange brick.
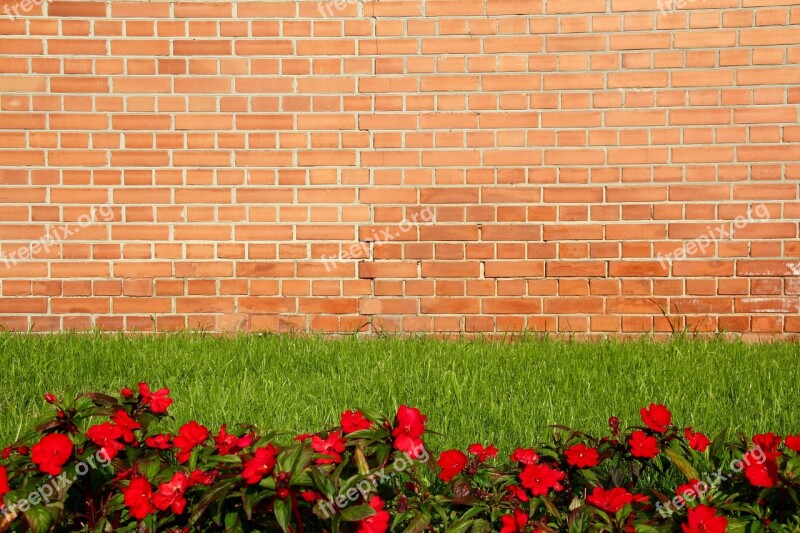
[0,3,796,336]
[48,2,107,17]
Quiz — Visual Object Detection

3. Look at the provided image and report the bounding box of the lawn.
[0,333,798,452]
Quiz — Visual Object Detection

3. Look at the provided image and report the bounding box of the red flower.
[86,422,126,460]
[785,434,800,452]
[744,458,778,488]
[564,443,600,468]
[628,430,659,459]
[121,387,133,398]
[392,405,426,454]
[682,505,727,533]
[684,428,711,452]
[341,410,372,434]
[124,476,153,520]
[640,403,672,434]
[519,463,565,496]
[242,444,279,484]
[357,496,390,533]
[300,490,324,503]
[676,479,702,504]
[0,465,9,501]
[467,443,498,462]
[753,433,782,460]
[215,424,254,455]
[510,448,540,465]
[31,433,73,476]
[437,450,468,481]
[311,431,347,465]
[173,421,209,463]
[294,433,314,442]
[587,486,633,513]
[153,471,189,515]
[44,393,58,404]
[112,410,141,443]
[187,469,216,487]
[145,434,172,450]
[138,383,173,414]
[500,509,528,533]
[506,484,529,502]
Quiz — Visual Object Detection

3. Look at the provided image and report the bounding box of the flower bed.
[0,386,798,532]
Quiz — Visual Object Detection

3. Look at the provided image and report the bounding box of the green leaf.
[454,506,485,523]
[205,455,244,465]
[543,498,561,521]
[445,520,475,533]
[725,518,751,533]
[338,473,365,500]
[568,506,592,533]
[190,478,238,525]
[274,499,292,532]
[138,457,164,481]
[354,446,370,475]
[373,443,393,468]
[402,511,431,533]
[279,444,312,476]
[339,503,376,522]
[358,407,385,424]
[291,446,314,476]
[665,448,700,481]
[709,427,729,461]
[258,475,276,490]
[632,524,663,532]
[224,511,239,529]
[23,504,54,533]
[310,467,336,501]
[470,519,491,533]
[242,490,257,520]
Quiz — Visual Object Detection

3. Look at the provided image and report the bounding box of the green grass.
[0,333,798,453]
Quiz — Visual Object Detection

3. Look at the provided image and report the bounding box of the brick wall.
[1,0,799,337]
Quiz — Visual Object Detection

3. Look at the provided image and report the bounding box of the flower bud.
[121,387,133,398]
[396,495,408,513]
[44,393,58,404]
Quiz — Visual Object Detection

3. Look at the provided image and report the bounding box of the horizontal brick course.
[0,0,798,338]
